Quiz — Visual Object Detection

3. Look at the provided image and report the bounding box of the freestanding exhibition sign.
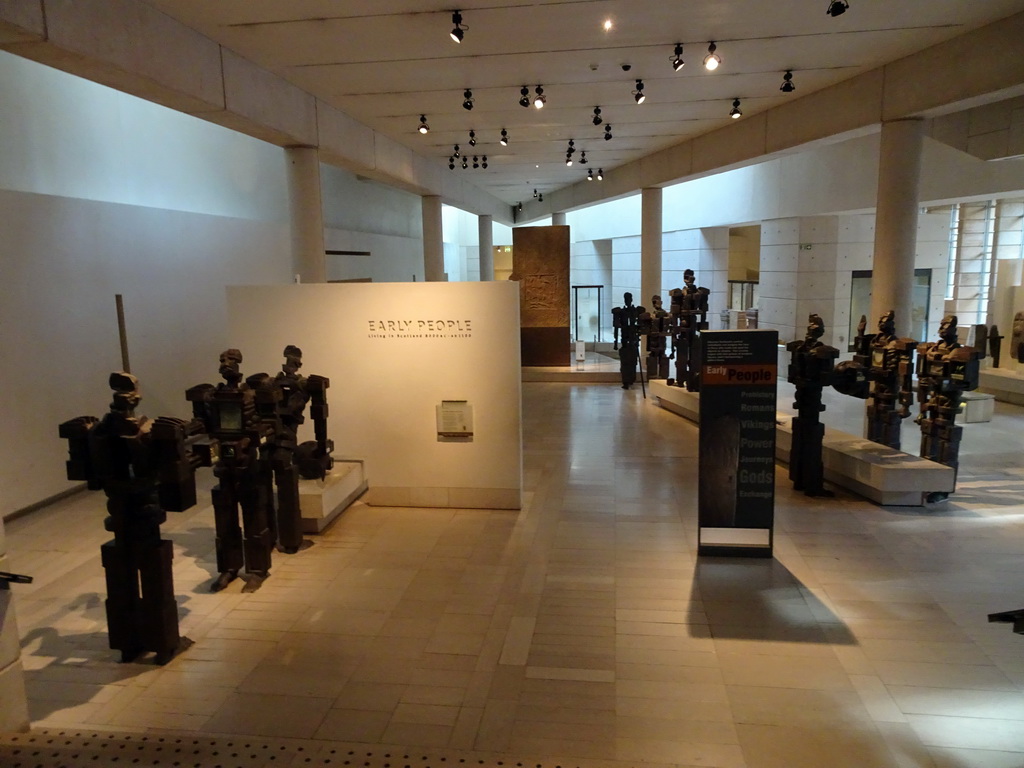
[697,329,779,557]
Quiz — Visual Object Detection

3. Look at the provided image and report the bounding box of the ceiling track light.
[597,168,604,180]
[534,85,546,109]
[517,201,523,212]
[580,151,587,165]
[633,79,645,104]
[462,88,474,110]
[450,10,465,43]
[461,157,468,169]
[729,98,742,119]
[500,128,509,146]
[780,70,795,93]
[592,106,602,126]
[469,130,476,146]
[587,168,594,181]
[453,144,460,158]
[472,155,479,169]
[827,0,848,16]
[671,43,684,72]
[481,155,488,169]
[703,41,721,71]
[604,124,613,141]
[448,156,455,170]
[519,85,530,108]
[533,188,538,198]
[538,193,543,202]
[418,114,430,134]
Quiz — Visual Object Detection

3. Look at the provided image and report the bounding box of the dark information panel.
[697,329,779,557]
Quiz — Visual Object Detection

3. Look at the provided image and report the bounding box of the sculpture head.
[282,344,303,375]
[1014,311,1024,334]
[938,315,958,344]
[623,292,633,306]
[219,348,243,383]
[878,310,895,337]
[108,371,141,415]
[683,269,695,288]
[651,295,663,310]
[806,314,825,341]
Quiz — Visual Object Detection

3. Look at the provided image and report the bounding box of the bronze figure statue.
[667,269,710,391]
[612,292,645,389]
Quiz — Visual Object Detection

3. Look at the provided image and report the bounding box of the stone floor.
[4,380,1024,768]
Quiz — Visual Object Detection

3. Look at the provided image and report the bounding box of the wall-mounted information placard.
[697,329,779,557]
[437,400,474,439]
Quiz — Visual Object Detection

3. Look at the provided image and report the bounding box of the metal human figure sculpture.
[668,269,710,391]
[612,292,645,389]
[641,294,671,380]
[247,345,334,553]
[786,314,839,497]
[187,349,275,592]
[59,372,204,664]
[834,312,916,449]
[916,315,981,497]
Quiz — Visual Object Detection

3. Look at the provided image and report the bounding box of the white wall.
[227,283,522,509]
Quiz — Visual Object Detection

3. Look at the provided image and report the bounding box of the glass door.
[572,285,603,343]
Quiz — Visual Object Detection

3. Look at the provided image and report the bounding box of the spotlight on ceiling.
[827,0,848,16]
[580,151,587,165]
[448,156,455,170]
[729,98,742,119]
[462,157,468,169]
[481,155,488,169]
[519,85,530,108]
[703,41,721,71]
[450,10,465,43]
[633,79,645,104]
[565,154,573,167]
[500,128,509,146]
[462,89,474,110]
[604,124,613,141]
[518,201,523,212]
[587,168,594,181]
[534,85,546,109]
[473,156,479,169]
[671,43,684,72]
[453,144,460,158]
[418,115,430,134]
[533,188,538,198]
[469,130,476,147]
[597,168,604,180]
[780,70,795,93]
[592,106,603,126]
[567,139,575,154]
[538,193,543,202]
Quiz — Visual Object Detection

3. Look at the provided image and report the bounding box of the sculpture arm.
[57,416,101,489]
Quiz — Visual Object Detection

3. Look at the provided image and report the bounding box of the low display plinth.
[775,417,954,506]
[651,381,955,507]
[961,391,995,423]
[978,369,1024,406]
[299,461,367,533]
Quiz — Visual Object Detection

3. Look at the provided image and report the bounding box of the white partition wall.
[227,282,522,509]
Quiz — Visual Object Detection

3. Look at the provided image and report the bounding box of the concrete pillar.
[641,188,664,309]
[422,195,445,282]
[478,215,494,281]
[551,212,567,227]
[284,146,327,283]
[870,119,924,336]
[0,518,29,732]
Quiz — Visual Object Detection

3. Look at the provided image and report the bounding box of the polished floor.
[5,381,1024,768]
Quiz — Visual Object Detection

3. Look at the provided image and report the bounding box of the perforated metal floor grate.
[0,729,637,768]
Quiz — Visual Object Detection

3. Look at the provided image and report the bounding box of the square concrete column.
[478,214,494,281]
[641,188,664,309]
[422,195,445,282]
[285,146,327,283]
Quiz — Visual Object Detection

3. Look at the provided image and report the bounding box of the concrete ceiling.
[142,0,1024,206]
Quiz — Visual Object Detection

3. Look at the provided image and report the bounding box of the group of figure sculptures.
[612,268,710,391]
[787,310,992,501]
[59,346,333,664]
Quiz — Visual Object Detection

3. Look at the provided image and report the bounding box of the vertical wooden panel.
[513,225,570,366]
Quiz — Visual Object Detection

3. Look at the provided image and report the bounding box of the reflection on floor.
[5,380,1024,768]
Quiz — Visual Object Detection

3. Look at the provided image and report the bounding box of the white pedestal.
[299,460,368,533]
[961,391,995,423]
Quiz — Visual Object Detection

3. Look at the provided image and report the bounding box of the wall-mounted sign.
[437,400,474,439]
[697,329,779,557]
[367,319,473,340]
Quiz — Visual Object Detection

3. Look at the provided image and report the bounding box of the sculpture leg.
[137,538,181,664]
[100,537,143,662]
[620,343,637,388]
[789,415,806,491]
[211,482,243,591]
[274,459,304,554]
[239,470,273,590]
